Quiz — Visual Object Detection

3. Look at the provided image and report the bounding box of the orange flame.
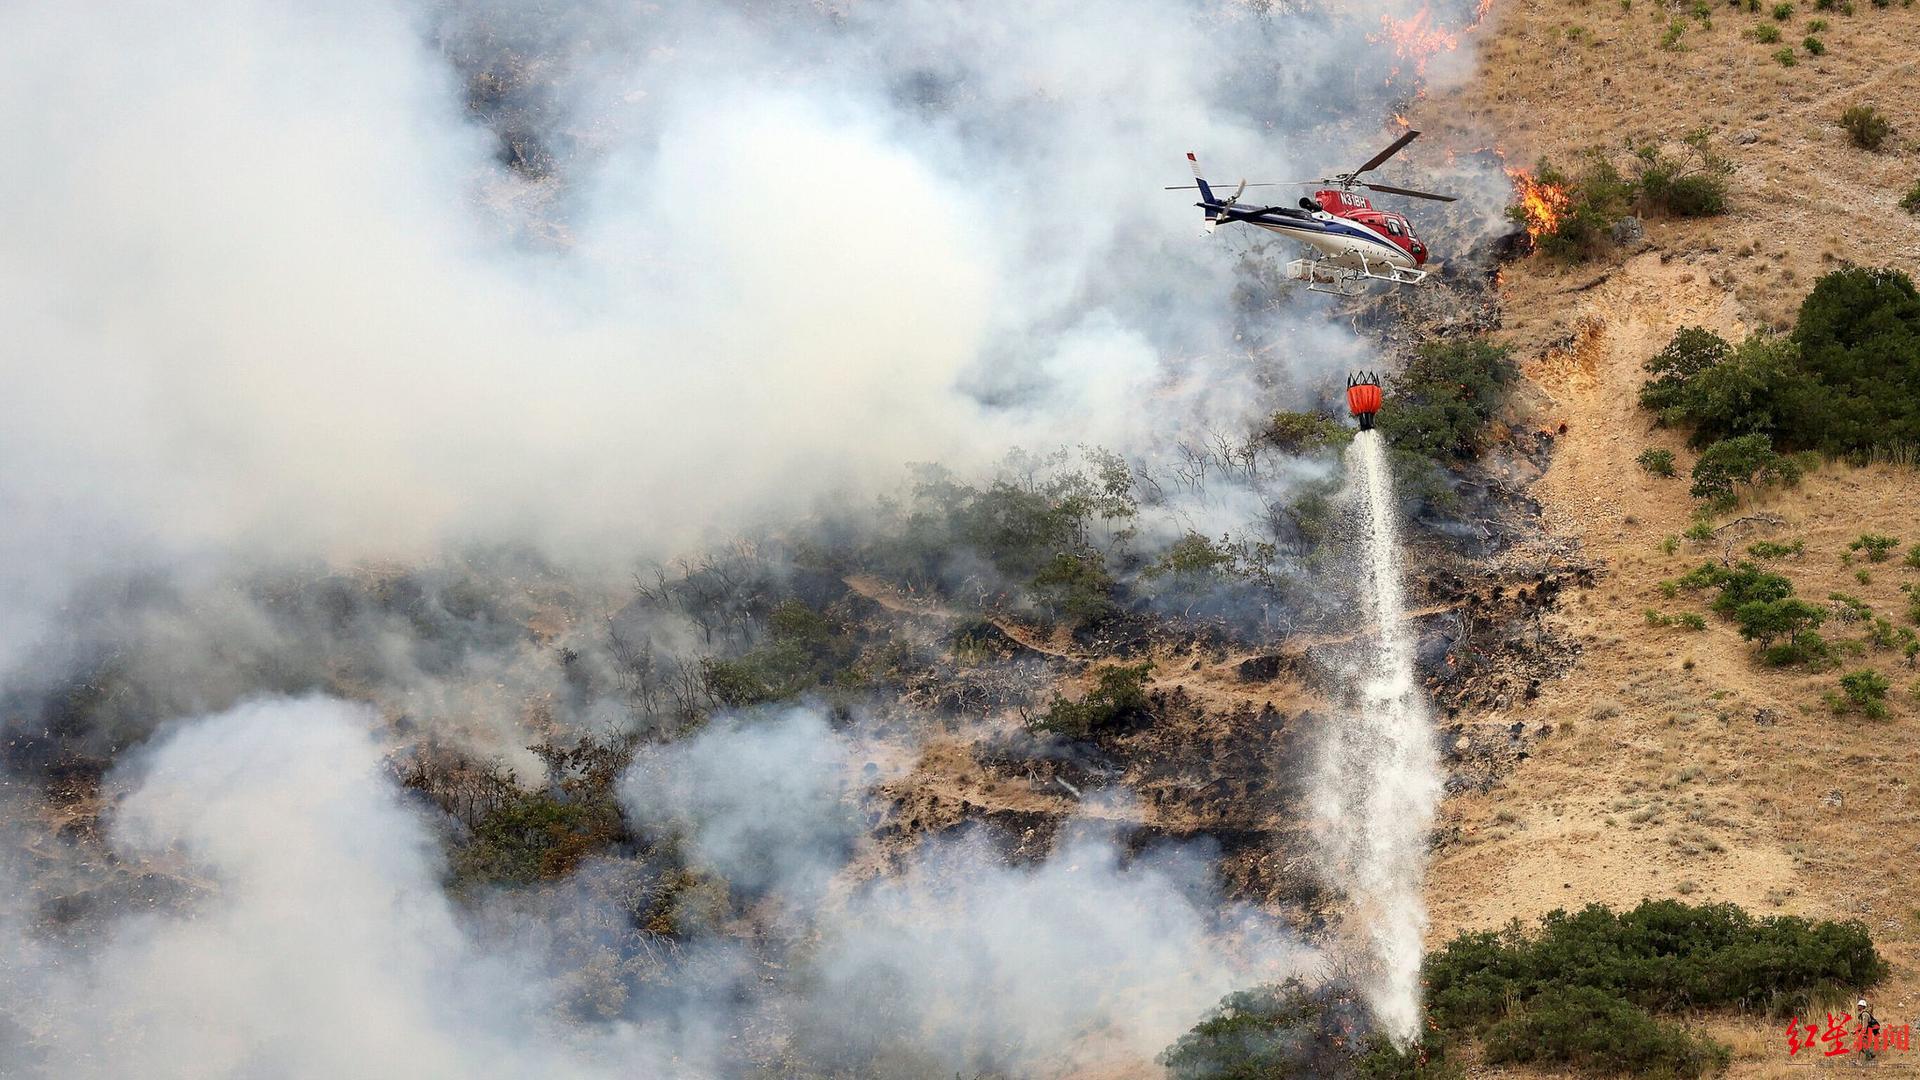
[1371,5,1461,79]
[1505,166,1569,244]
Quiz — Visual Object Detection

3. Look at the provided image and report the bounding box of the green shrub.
[454,790,626,887]
[1690,434,1803,508]
[1375,338,1518,462]
[1352,1031,1456,1079]
[1841,104,1893,150]
[1791,268,1920,455]
[1029,662,1152,737]
[1754,20,1783,39]
[1718,564,1796,609]
[1808,16,1829,27]
[1776,45,1798,63]
[1651,608,1710,630]
[1426,900,1885,1032]
[1828,590,1873,622]
[1643,331,1800,447]
[1661,17,1688,46]
[1516,155,1636,260]
[1902,181,1920,215]
[1803,34,1826,53]
[700,599,859,707]
[1676,561,1797,619]
[1748,538,1804,558]
[1638,447,1678,476]
[1772,0,1794,15]
[1030,549,1118,623]
[1764,629,1835,667]
[1849,533,1900,562]
[1905,543,1920,568]
[1640,270,1920,458]
[1147,533,1237,580]
[1265,411,1353,453]
[1736,597,1827,650]
[1633,132,1733,218]
[1832,668,1891,717]
[1483,986,1729,1077]
[860,453,1139,600]
[1160,978,1384,1080]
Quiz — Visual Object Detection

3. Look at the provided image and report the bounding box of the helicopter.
[1167,130,1456,295]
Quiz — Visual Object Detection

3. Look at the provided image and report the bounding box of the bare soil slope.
[1411,1,1920,1074]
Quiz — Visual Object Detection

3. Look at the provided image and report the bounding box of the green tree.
[1735,597,1826,648]
[1787,267,1920,454]
[1641,327,1734,420]
[1690,434,1802,508]
[1030,550,1118,624]
[1678,335,1808,448]
[1375,338,1518,461]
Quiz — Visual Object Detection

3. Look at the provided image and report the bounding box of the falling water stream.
[1313,428,1443,1044]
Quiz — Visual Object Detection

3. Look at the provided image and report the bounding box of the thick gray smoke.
[1,698,1308,1076]
[0,0,1505,1069]
[0,698,642,1079]
[0,0,1495,665]
[618,708,1313,1073]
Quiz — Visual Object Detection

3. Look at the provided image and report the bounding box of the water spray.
[1313,374,1441,1044]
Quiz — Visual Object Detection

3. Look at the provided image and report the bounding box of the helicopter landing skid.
[1285,253,1428,295]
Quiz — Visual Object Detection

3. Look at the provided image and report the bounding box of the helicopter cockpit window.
[1385,218,1403,235]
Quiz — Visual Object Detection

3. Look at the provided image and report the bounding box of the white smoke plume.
[0,697,1310,1076]
[618,706,1313,1074]
[0,0,1498,666]
[0,0,1506,1065]
[0,697,646,1078]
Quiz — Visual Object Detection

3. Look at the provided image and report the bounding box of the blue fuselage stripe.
[1207,203,1404,256]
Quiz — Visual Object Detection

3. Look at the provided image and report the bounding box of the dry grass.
[1409,1,1920,1071]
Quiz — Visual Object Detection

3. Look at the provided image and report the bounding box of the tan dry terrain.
[1409,0,1920,1074]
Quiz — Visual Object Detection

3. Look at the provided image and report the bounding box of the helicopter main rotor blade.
[1354,130,1420,176]
[1164,182,1291,190]
[1362,181,1457,202]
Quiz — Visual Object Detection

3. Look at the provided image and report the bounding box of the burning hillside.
[0,0,1634,1077]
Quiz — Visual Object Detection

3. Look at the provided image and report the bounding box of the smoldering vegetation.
[0,0,1540,1074]
[0,411,1577,1075]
